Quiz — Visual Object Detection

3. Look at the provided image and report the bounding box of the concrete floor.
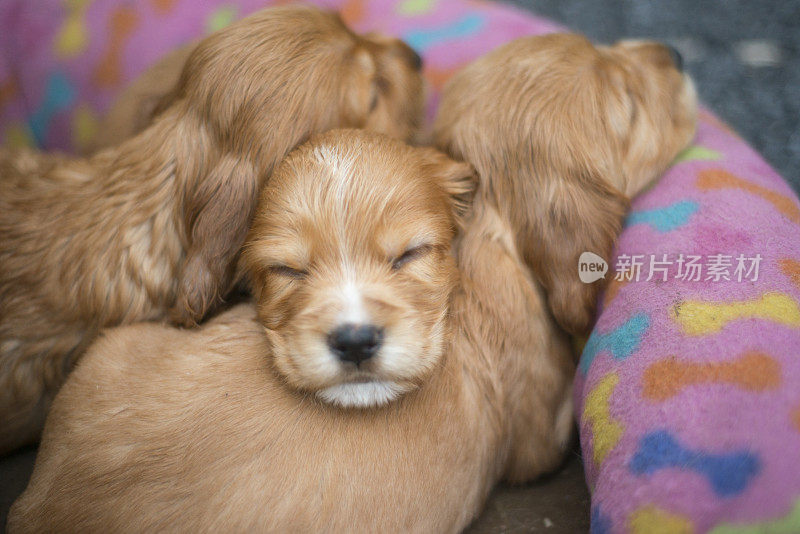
[0,446,35,532]
[469,450,590,533]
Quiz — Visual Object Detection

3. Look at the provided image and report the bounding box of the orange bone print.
[150,0,178,14]
[697,169,800,225]
[340,0,366,25]
[93,6,139,88]
[642,352,780,401]
[779,259,800,290]
[0,77,18,111]
[425,65,459,92]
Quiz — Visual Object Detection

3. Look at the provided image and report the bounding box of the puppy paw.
[548,279,601,336]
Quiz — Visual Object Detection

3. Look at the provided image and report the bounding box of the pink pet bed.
[2,0,800,532]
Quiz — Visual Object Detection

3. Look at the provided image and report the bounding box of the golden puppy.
[242,132,468,406]
[82,43,196,154]
[9,130,573,532]
[435,33,697,335]
[0,6,423,455]
[87,31,425,153]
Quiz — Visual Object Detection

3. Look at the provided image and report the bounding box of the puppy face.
[163,6,424,325]
[597,39,697,196]
[434,33,697,335]
[244,130,473,408]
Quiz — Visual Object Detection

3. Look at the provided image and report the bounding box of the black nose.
[327,324,384,365]
[667,45,684,72]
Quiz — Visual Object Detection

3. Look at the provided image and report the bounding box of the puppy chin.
[316,380,409,408]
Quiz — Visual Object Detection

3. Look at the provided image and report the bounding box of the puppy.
[0,5,423,455]
[435,33,697,335]
[243,131,468,406]
[9,130,572,532]
[82,43,196,154]
[88,31,426,154]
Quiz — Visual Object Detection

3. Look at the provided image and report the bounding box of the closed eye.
[391,244,433,270]
[269,265,308,279]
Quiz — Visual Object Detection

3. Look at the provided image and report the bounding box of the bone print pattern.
[1,0,799,532]
[578,116,800,531]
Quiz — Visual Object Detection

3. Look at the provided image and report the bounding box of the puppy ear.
[171,154,259,326]
[418,147,477,220]
[529,175,629,336]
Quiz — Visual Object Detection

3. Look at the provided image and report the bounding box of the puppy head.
[597,38,698,195]
[346,32,426,142]
[243,129,474,408]
[163,6,424,325]
[173,6,424,153]
[434,33,697,335]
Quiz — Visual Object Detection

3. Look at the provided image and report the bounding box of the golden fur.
[86,31,424,153]
[242,132,472,406]
[434,33,697,335]
[83,43,196,154]
[0,6,423,455]
[7,35,698,530]
[9,130,574,532]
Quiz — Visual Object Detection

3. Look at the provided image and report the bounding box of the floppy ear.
[527,175,629,336]
[170,154,259,326]
[418,147,477,221]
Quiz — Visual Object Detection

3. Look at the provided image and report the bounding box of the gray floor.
[507,0,800,194]
[469,450,590,533]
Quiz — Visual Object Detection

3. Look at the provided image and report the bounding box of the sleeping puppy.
[0,5,423,455]
[87,32,424,154]
[435,33,697,335]
[9,130,572,532]
[82,43,196,154]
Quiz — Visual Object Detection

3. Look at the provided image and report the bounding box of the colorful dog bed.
[2,1,799,532]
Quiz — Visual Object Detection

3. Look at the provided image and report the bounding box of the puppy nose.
[327,324,384,365]
[666,45,684,72]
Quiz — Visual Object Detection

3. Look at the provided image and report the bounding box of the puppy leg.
[502,344,575,483]
[527,178,629,336]
[458,206,576,483]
